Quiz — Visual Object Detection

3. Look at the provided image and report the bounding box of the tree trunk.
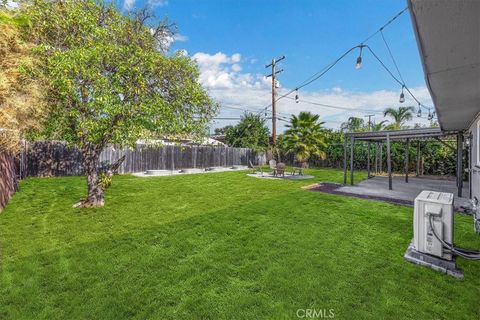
[73,143,104,208]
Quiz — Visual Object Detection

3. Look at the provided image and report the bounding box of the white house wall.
[469,115,480,201]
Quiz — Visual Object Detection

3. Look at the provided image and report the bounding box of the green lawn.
[1,168,479,319]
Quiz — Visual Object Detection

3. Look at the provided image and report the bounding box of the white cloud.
[123,0,135,11]
[231,64,242,72]
[173,34,188,42]
[148,0,168,7]
[193,52,266,90]
[124,0,168,11]
[160,33,188,51]
[231,53,241,63]
[192,52,433,131]
[3,0,19,9]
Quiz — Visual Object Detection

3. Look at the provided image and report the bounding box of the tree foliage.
[281,111,327,163]
[340,116,366,133]
[22,0,217,207]
[0,8,46,153]
[371,120,388,132]
[383,106,415,130]
[214,125,233,135]
[224,112,270,150]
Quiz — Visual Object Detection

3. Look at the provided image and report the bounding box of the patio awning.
[345,127,457,142]
[343,128,464,197]
[408,0,480,131]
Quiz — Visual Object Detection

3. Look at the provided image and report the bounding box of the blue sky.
[120,0,433,131]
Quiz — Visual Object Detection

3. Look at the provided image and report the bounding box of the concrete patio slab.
[336,176,470,209]
[132,166,249,177]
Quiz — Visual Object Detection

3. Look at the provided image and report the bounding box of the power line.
[283,96,383,114]
[220,103,272,114]
[274,42,432,113]
[211,7,433,139]
[278,8,436,120]
[210,117,246,120]
[273,45,360,105]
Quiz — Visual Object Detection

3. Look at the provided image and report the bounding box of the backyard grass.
[1,168,479,319]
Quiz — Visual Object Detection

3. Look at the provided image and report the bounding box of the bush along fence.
[0,152,18,212]
[20,141,267,177]
[275,138,459,177]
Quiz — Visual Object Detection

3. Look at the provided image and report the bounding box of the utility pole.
[365,114,374,131]
[265,55,285,144]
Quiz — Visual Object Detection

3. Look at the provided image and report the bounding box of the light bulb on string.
[355,45,363,70]
[417,103,422,117]
[427,109,433,120]
[295,89,299,103]
[399,85,405,103]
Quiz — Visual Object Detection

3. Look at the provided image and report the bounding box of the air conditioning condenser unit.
[404,190,463,278]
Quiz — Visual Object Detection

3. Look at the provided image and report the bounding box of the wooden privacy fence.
[21,141,266,177]
[0,152,17,211]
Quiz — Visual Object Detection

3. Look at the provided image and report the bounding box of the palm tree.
[371,120,389,131]
[340,116,365,132]
[383,106,415,129]
[282,112,327,163]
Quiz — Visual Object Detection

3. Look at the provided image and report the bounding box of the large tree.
[23,0,216,207]
[383,106,415,130]
[282,111,327,163]
[225,112,270,150]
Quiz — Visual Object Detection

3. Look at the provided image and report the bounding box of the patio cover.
[347,127,456,142]
[343,128,463,196]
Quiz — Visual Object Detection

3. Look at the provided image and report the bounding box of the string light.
[265,9,416,114]
[355,45,364,70]
[399,85,405,103]
[213,7,423,133]
[427,109,433,120]
[417,103,422,117]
